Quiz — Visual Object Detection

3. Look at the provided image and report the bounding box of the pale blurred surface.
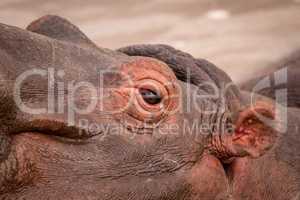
[1,0,300,83]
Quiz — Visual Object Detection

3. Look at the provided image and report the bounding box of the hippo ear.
[27,15,97,48]
[229,102,278,158]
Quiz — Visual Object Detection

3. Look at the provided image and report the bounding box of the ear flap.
[27,15,97,48]
[118,44,241,112]
[230,101,278,158]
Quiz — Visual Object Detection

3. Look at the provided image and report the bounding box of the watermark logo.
[12,66,288,137]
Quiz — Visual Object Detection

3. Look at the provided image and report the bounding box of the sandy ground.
[0,0,300,83]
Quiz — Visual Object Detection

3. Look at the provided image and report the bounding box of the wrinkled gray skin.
[0,15,299,200]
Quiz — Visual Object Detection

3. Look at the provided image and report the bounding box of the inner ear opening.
[209,102,278,165]
[215,105,278,182]
[231,103,278,158]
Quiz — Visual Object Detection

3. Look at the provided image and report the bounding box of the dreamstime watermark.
[12,66,288,136]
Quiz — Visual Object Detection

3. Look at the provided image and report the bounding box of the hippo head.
[0,16,278,199]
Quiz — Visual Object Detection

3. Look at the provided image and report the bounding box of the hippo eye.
[139,88,162,105]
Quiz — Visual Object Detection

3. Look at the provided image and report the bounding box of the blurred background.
[1,0,300,83]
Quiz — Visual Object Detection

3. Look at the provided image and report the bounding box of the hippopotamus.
[0,15,299,200]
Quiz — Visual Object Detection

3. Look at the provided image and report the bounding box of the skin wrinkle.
[187,89,234,160]
[20,123,199,181]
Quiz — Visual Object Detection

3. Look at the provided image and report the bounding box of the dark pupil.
[139,88,162,105]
